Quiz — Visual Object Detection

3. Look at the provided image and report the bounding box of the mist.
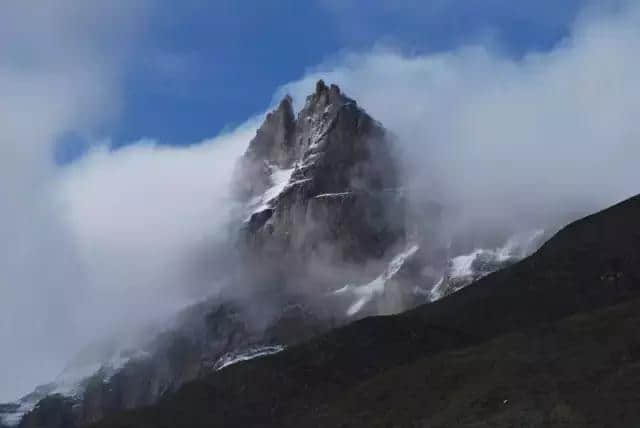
[279,2,640,242]
[0,1,155,400]
[3,0,640,403]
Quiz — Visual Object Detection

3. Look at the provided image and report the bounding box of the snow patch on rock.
[430,229,545,301]
[214,345,285,371]
[336,245,419,316]
[245,166,295,220]
[1,401,35,426]
[0,348,152,426]
[314,192,352,199]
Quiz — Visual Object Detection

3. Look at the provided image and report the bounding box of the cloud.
[55,123,256,316]
[278,2,640,238]
[0,1,150,400]
[0,0,256,401]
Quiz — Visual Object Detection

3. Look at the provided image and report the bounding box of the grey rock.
[236,81,406,289]
[233,95,296,200]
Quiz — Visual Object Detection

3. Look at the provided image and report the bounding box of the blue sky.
[106,0,586,146]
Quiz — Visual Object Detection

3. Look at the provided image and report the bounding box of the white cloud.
[0,1,149,401]
[278,2,640,235]
[55,123,256,317]
[0,0,256,401]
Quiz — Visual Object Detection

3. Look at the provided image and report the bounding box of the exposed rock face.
[235,81,405,284]
[18,396,76,428]
[72,304,283,426]
[9,296,331,428]
[233,95,296,200]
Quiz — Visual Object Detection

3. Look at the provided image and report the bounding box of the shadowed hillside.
[88,195,640,427]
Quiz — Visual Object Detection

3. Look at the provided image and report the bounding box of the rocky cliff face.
[235,80,406,293]
[10,296,331,428]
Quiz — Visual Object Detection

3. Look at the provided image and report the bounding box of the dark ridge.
[92,194,640,427]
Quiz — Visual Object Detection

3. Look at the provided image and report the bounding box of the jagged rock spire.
[235,82,404,274]
[315,79,341,95]
[244,93,295,166]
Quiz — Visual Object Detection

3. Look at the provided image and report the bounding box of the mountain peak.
[315,79,327,94]
[305,80,353,114]
[234,83,403,274]
[315,79,341,96]
[277,94,293,111]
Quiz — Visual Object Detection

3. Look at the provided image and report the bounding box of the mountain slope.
[91,194,640,427]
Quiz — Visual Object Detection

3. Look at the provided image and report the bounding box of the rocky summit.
[234,80,406,290]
